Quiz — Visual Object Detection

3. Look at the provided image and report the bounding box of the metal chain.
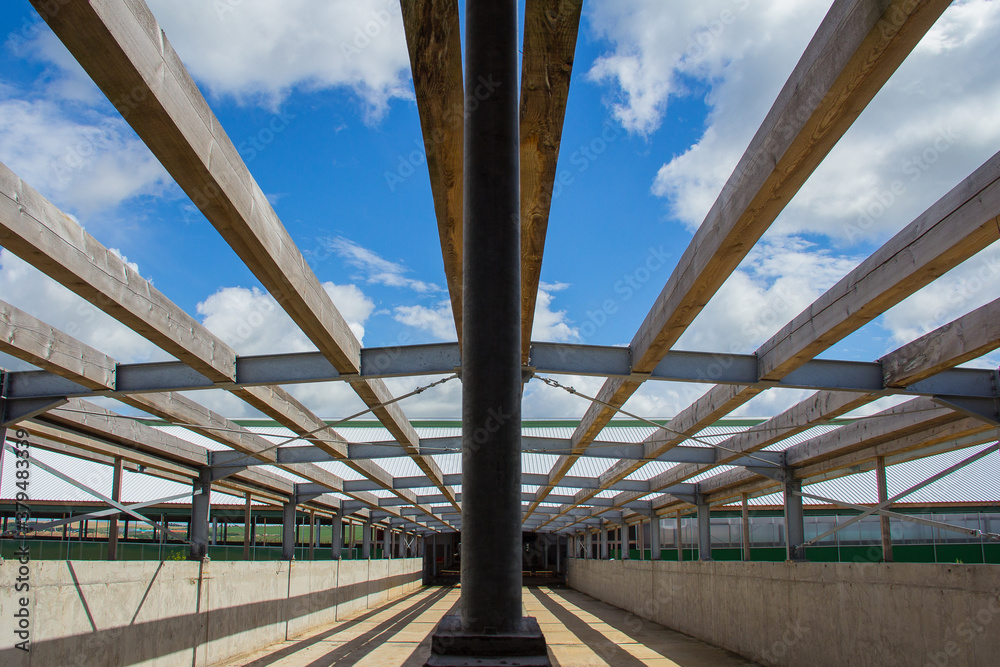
[535,375,783,468]
[211,374,460,475]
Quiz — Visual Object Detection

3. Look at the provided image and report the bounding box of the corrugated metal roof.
[5,422,996,511]
[0,448,249,505]
[720,443,1000,507]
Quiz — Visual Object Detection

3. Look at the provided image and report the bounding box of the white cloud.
[0,97,172,216]
[144,0,412,119]
[0,249,169,364]
[524,374,610,420]
[197,282,374,353]
[879,240,1000,348]
[586,0,829,135]
[392,282,582,344]
[531,282,581,343]
[325,236,441,293]
[394,300,456,341]
[677,237,860,354]
[632,0,1000,244]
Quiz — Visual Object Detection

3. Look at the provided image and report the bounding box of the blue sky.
[1,0,999,421]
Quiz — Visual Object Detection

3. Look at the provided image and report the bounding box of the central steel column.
[460,0,522,634]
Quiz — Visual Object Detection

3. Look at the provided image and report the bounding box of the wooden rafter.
[526,0,953,520]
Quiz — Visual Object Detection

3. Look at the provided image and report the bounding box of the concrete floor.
[214,585,758,667]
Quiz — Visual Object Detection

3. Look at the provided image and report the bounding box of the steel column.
[431,534,438,577]
[107,456,122,560]
[784,479,806,561]
[697,503,712,561]
[741,493,751,561]
[281,501,296,560]
[243,492,252,560]
[876,456,894,562]
[189,467,211,560]
[460,0,522,635]
[0,426,7,495]
[676,512,683,562]
[650,516,661,561]
[331,513,343,559]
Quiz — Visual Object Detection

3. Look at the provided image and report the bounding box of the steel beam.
[8,343,998,402]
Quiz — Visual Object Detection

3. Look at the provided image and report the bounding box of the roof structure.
[5,420,998,512]
[1,0,999,542]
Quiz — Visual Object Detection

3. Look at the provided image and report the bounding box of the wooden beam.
[0,295,441,524]
[535,383,759,528]
[782,398,959,468]
[524,0,950,518]
[552,230,1000,528]
[519,0,583,362]
[699,417,996,505]
[548,389,873,530]
[0,160,454,514]
[684,397,963,501]
[230,384,450,514]
[31,0,359,373]
[621,390,873,504]
[38,399,208,468]
[793,418,996,479]
[758,151,1000,380]
[0,299,115,390]
[24,421,198,480]
[881,297,1000,387]
[31,0,454,505]
[0,162,234,382]
[401,0,464,340]
[20,421,327,507]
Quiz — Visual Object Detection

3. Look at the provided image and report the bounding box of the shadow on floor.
[533,586,758,666]
[242,586,454,667]
[528,586,649,667]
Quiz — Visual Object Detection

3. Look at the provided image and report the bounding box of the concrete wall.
[0,558,422,666]
[567,558,1000,667]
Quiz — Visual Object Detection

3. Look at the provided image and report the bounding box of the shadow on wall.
[0,559,423,666]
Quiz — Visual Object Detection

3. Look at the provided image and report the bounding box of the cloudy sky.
[1,0,998,422]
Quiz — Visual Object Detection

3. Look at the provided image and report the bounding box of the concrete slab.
[212,586,756,667]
